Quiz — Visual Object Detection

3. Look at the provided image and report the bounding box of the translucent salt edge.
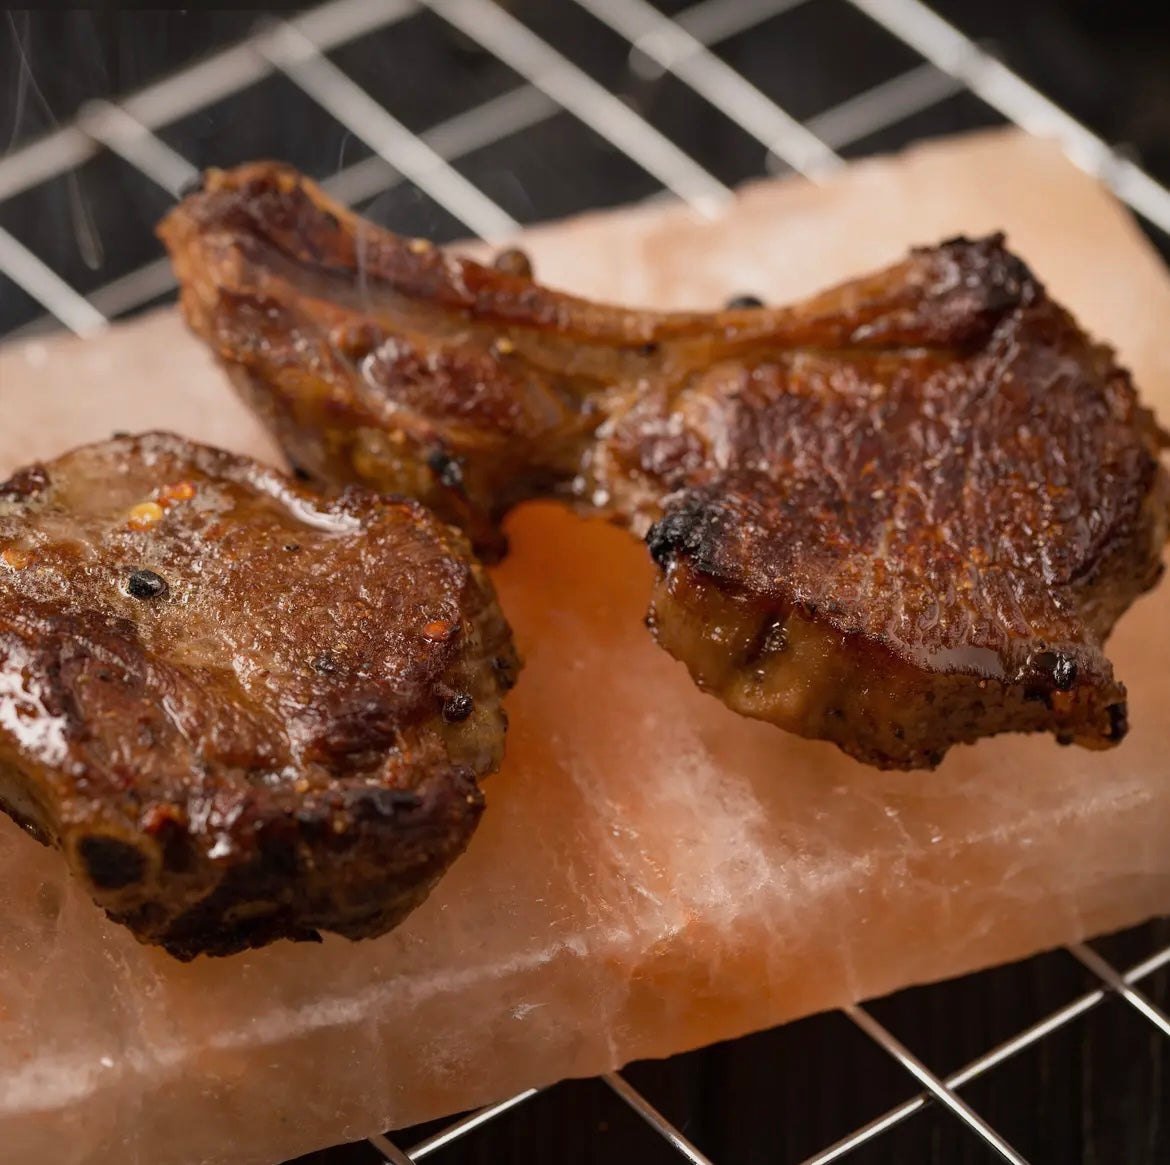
[2,128,1170,1165]
[3,501,1169,1165]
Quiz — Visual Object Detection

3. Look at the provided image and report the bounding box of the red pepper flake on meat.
[127,502,164,530]
[1,547,30,571]
[125,484,197,531]
[157,480,196,506]
[422,619,459,642]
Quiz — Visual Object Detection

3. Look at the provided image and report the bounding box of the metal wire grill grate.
[2,3,1169,1162]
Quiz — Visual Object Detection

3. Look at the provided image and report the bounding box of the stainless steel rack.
[1,2,1169,1162]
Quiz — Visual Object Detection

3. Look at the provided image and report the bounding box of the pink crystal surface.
[0,131,1168,1165]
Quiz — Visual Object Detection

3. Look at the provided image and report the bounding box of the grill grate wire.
[1,2,1168,1162]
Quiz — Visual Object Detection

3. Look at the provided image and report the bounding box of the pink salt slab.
[1,129,1169,1165]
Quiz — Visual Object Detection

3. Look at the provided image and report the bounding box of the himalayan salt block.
[1,129,1170,1165]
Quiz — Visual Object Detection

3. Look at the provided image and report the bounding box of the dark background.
[5,2,1170,172]
[1,3,1169,1163]
[3,0,1170,336]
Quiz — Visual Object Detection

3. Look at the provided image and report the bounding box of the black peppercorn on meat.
[162,163,1170,770]
[0,432,518,959]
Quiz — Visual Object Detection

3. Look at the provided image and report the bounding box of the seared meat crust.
[161,164,1169,769]
[0,433,517,958]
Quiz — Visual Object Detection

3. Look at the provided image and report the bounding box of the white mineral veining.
[1,130,1170,1165]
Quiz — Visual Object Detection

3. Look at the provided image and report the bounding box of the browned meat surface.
[0,433,518,958]
[161,164,1170,770]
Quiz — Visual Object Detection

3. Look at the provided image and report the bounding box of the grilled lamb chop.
[0,432,518,958]
[160,164,1170,770]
